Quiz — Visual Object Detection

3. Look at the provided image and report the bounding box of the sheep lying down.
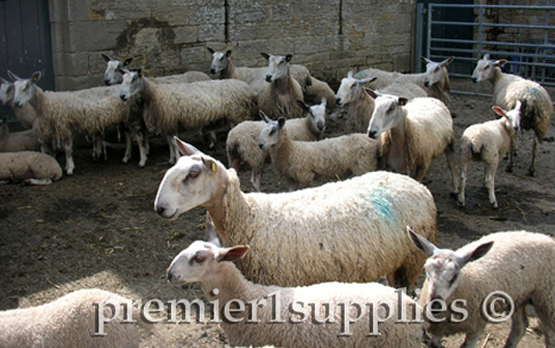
[0,151,62,185]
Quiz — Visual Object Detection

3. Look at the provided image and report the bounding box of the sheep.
[335,71,427,133]
[458,101,522,209]
[0,116,41,152]
[120,69,258,164]
[167,235,424,348]
[102,54,210,86]
[0,77,37,129]
[355,56,454,107]
[367,92,459,193]
[408,228,555,348]
[0,288,143,348]
[471,53,553,176]
[154,138,438,288]
[259,116,380,191]
[226,98,327,191]
[0,151,62,185]
[256,53,305,119]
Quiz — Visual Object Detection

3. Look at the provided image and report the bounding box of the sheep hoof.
[138,162,146,168]
[449,191,458,199]
[505,166,513,173]
[122,157,130,164]
[492,202,499,209]
[527,169,536,177]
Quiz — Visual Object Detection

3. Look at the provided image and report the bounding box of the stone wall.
[48,0,417,91]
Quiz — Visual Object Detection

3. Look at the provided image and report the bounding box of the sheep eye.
[189,171,200,179]
[220,56,225,61]
[449,274,458,286]
[269,129,276,136]
[484,66,490,70]
[435,67,440,72]
[388,105,395,112]
[191,253,205,264]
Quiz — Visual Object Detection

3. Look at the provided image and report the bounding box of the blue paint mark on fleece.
[370,188,393,221]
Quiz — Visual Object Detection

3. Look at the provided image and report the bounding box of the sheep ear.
[495,59,508,67]
[347,70,355,78]
[101,54,113,63]
[398,97,408,106]
[174,137,200,156]
[137,68,143,77]
[31,71,42,83]
[277,117,286,129]
[226,50,232,57]
[259,110,272,123]
[206,47,215,54]
[201,157,218,173]
[455,241,494,267]
[218,245,250,262]
[260,53,270,60]
[484,53,491,60]
[359,77,377,85]
[0,76,8,84]
[205,214,220,247]
[364,88,378,99]
[285,54,292,62]
[407,226,438,257]
[123,58,133,66]
[7,70,21,81]
[442,56,455,66]
[492,106,506,118]
[514,100,522,111]
[420,56,432,64]
[320,96,327,107]
[296,100,310,112]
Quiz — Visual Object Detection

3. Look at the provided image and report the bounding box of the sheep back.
[0,151,62,183]
[222,169,438,287]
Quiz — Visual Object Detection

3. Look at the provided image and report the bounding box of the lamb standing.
[409,228,555,348]
[459,102,522,209]
[0,151,62,185]
[367,91,459,193]
[226,99,326,191]
[155,138,438,288]
[472,53,553,176]
[167,236,424,348]
[0,288,143,348]
[259,116,380,190]
[335,71,427,133]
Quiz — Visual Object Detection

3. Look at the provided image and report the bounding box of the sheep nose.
[335,97,342,106]
[120,95,127,101]
[514,126,519,131]
[104,80,111,86]
[167,271,174,282]
[368,130,377,139]
[317,121,325,131]
[156,205,166,216]
[265,75,272,83]
[258,143,264,149]
[472,77,478,83]
[424,81,430,88]
[210,68,216,74]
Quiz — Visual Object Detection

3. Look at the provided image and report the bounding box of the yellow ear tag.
[211,163,216,171]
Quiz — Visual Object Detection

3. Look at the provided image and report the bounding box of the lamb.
[155,138,438,288]
[102,54,210,86]
[120,69,258,164]
[0,116,41,152]
[11,71,146,175]
[335,71,427,133]
[0,288,143,348]
[367,92,459,193]
[409,228,555,348]
[0,151,62,185]
[226,98,326,191]
[355,56,454,107]
[0,77,37,129]
[458,102,522,209]
[167,235,424,348]
[471,53,553,176]
[256,53,305,119]
[259,116,380,190]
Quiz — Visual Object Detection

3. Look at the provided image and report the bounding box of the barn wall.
[48,0,417,91]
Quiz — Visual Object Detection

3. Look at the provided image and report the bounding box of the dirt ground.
[1,78,555,348]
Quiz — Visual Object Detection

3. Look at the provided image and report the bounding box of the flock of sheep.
[0,46,554,348]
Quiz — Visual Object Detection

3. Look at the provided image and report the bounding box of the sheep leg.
[445,143,459,194]
[92,135,104,161]
[167,135,178,165]
[136,131,148,168]
[458,160,468,207]
[460,329,483,348]
[63,139,75,175]
[25,178,53,185]
[503,306,527,348]
[144,132,150,155]
[122,131,133,164]
[485,160,498,209]
[414,163,430,182]
[505,136,516,172]
[251,168,261,192]
[527,135,539,176]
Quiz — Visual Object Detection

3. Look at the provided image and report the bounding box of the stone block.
[69,21,128,52]
[174,26,199,45]
[198,24,225,42]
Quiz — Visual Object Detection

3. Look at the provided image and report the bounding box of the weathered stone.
[174,26,199,44]
[68,21,128,52]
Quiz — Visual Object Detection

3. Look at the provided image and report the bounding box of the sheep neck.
[489,67,505,88]
[28,85,42,113]
[271,74,295,98]
[220,59,235,80]
[138,78,154,104]
[383,112,409,175]
[268,129,294,171]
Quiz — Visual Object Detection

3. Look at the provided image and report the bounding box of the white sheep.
[0,151,62,185]
[409,228,555,348]
[257,53,305,119]
[259,116,380,191]
[367,92,459,193]
[472,53,553,176]
[0,116,41,152]
[155,138,438,288]
[167,236,424,348]
[11,71,146,175]
[120,69,258,164]
[355,56,454,107]
[102,54,210,86]
[0,288,143,348]
[459,101,522,209]
[0,77,37,129]
[226,98,327,191]
[335,71,427,133]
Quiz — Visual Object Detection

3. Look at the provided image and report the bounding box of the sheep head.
[366,92,408,139]
[258,112,285,150]
[335,71,377,106]
[262,53,292,83]
[472,54,507,83]
[208,48,231,75]
[421,56,454,88]
[11,71,41,108]
[103,54,133,86]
